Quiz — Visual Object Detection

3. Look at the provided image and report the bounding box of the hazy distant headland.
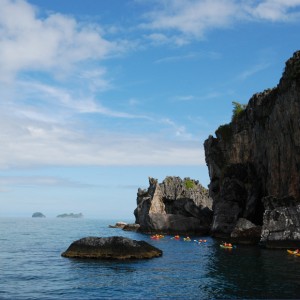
[56,213,83,218]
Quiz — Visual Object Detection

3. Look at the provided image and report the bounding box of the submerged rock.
[32,212,46,218]
[61,236,162,259]
[204,50,300,243]
[134,176,213,234]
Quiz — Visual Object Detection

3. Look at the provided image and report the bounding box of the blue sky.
[1,0,300,219]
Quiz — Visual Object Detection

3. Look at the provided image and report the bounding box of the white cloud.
[139,0,300,44]
[237,62,271,80]
[0,176,91,188]
[16,81,149,119]
[246,0,300,21]
[0,114,205,168]
[0,0,116,82]
[141,0,238,41]
[173,95,196,101]
[160,118,195,140]
[154,53,198,63]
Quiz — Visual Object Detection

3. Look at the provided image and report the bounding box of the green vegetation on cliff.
[184,178,196,189]
[231,101,247,121]
[215,101,247,142]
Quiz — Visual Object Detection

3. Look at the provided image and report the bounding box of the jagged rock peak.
[134,176,213,234]
[279,50,300,89]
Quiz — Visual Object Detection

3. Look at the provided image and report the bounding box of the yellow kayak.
[183,238,191,242]
[287,250,300,256]
[220,244,233,249]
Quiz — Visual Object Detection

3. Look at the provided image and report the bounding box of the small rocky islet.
[32,212,46,218]
[56,213,83,218]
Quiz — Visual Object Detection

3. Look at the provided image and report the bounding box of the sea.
[1,218,300,300]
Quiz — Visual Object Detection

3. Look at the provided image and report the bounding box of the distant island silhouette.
[56,213,83,218]
[32,212,46,218]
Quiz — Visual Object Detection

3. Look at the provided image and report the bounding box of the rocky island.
[56,213,83,218]
[204,50,300,248]
[32,212,46,218]
[134,176,213,234]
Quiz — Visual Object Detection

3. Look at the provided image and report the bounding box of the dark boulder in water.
[61,236,162,259]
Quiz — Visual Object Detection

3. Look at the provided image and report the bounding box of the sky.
[1,0,300,219]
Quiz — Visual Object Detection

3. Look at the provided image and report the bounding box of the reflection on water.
[202,244,300,299]
[0,218,300,299]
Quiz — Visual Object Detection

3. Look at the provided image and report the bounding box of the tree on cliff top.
[232,101,247,121]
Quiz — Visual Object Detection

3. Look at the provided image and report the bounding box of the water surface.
[1,218,300,299]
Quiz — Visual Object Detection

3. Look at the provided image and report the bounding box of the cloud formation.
[140,0,300,44]
[1,0,297,169]
[0,113,204,168]
[0,0,115,82]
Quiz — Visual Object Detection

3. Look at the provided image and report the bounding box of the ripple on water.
[1,218,300,299]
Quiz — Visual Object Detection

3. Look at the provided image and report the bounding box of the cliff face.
[134,176,213,234]
[204,51,300,246]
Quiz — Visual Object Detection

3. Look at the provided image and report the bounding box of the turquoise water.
[1,218,300,299]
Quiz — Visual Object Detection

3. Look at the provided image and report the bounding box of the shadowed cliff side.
[134,176,213,235]
[204,51,300,247]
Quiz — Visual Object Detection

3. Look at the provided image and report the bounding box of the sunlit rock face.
[134,176,213,234]
[204,51,300,245]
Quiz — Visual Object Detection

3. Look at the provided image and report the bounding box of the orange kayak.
[220,244,233,249]
[287,250,300,256]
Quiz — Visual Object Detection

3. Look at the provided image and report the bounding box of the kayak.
[287,250,300,256]
[220,244,233,249]
[151,234,164,240]
[183,238,191,242]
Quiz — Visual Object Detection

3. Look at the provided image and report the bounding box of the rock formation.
[108,222,128,229]
[61,236,162,259]
[56,213,83,218]
[134,176,213,234]
[204,50,300,247]
[230,218,261,244]
[32,212,46,218]
[260,196,300,248]
[122,223,140,232]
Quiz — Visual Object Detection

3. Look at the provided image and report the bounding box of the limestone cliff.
[134,176,213,234]
[204,50,300,247]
